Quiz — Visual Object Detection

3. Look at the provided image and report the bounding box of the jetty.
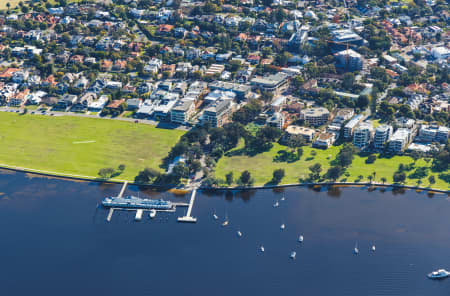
[177,188,198,223]
[105,181,190,222]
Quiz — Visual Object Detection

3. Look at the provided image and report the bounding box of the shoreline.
[0,164,448,194]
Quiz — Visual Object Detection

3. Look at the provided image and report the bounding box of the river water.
[0,170,449,295]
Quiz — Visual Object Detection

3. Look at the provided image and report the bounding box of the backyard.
[0,112,184,180]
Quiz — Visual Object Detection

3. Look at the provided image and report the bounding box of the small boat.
[290,251,296,259]
[237,231,242,237]
[428,269,450,279]
[213,213,218,220]
[135,209,143,221]
[260,245,265,252]
[222,213,229,227]
[354,243,359,255]
[280,224,285,230]
[298,235,304,243]
[149,209,156,219]
[273,201,279,208]
[281,194,286,201]
[371,245,376,252]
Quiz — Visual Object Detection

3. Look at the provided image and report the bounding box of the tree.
[410,151,422,163]
[297,147,303,159]
[342,73,355,90]
[118,164,126,172]
[134,167,160,184]
[272,169,285,184]
[381,177,387,184]
[239,170,253,186]
[98,167,115,179]
[393,172,406,183]
[325,165,343,181]
[308,163,322,181]
[356,95,370,109]
[287,135,306,150]
[368,175,373,183]
[428,175,436,185]
[336,143,357,167]
[225,172,233,186]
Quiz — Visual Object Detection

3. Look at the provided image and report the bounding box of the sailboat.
[212,210,218,220]
[371,245,376,252]
[281,194,286,201]
[237,230,242,237]
[260,245,265,252]
[354,243,359,255]
[298,235,304,243]
[273,201,279,208]
[280,224,286,230]
[222,213,229,227]
[290,251,297,259]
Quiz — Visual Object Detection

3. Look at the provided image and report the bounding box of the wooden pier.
[118,181,128,197]
[177,188,198,223]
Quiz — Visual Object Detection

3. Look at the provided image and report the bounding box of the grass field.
[0,112,184,180]
[0,0,22,10]
[215,141,450,190]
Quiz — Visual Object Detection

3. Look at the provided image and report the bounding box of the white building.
[431,47,450,60]
[418,125,449,143]
[300,107,330,126]
[374,124,393,149]
[353,122,373,150]
[388,128,411,153]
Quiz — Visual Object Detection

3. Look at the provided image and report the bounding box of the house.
[105,99,126,113]
[8,89,29,106]
[56,94,78,109]
[71,92,97,112]
[100,60,113,71]
[88,95,109,112]
[126,98,143,110]
[266,112,285,129]
[313,132,336,148]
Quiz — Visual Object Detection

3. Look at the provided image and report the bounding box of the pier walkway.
[177,187,198,223]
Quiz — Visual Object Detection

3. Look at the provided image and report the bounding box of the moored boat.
[102,196,172,210]
[428,269,450,279]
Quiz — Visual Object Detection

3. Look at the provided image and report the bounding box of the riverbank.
[1,164,448,194]
[215,142,450,191]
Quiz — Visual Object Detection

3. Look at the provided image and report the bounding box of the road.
[0,107,190,131]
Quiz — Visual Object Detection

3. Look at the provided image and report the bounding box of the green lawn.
[216,141,450,190]
[0,112,184,180]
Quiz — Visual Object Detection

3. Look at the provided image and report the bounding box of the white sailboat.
[237,230,242,237]
[260,245,265,252]
[273,201,279,208]
[280,224,286,230]
[290,251,296,259]
[281,194,286,201]
[222,213,229,227]
[212,210,218,220]
[298,235,304,243]
[354,243,359,255]
[371,245,376,252]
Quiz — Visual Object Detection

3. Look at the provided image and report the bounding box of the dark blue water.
[0,170,449,295]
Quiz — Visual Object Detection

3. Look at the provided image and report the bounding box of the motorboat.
[273,201,279,208]
[428,269,450,279]
[371,245,376,252]
[354,243,359,255]
[237,231,242,237]
[260,245,265,252]
[149,209,156,219]
[280,224,285,230]
[290,251,296,259]
[298,235,304,243]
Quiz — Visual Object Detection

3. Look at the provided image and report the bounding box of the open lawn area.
[0,0,22,10]
[215,142,450,191]
[0,112,184,180]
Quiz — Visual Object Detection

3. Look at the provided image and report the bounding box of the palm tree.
[372,172,376,182]
[417,179,422,187]
[358,175,363,181]
[368,175,373,183]
[381,177,387,184]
